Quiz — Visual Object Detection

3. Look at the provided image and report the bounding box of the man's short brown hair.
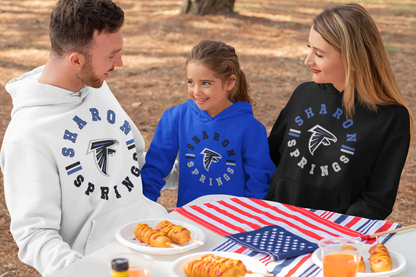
[49,0,124,57]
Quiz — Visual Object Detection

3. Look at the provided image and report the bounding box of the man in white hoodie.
[0,0,168,275]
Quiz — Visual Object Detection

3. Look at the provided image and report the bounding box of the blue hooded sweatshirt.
[142,99,276,207]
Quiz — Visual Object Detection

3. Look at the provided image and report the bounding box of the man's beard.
[76,59,113,89]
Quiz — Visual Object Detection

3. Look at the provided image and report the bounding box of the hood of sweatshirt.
[5,66,90,118]
[187,98,253,122]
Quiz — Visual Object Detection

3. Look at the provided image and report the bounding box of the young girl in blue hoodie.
[142,40,276,207]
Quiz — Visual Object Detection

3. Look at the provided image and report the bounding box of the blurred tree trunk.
[182,0,235,15]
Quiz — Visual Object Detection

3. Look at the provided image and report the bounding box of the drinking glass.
[319,237,364,277]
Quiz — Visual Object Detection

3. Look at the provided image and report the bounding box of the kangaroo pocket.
[265,177,340,212]
[80,197,167,255]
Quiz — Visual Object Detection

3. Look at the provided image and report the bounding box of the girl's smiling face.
[304,26,346,92]
[186,62,235,118]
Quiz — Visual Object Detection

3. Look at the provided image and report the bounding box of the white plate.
[311,244,407,276]
[115,218,206,255]
[169,251,269,277]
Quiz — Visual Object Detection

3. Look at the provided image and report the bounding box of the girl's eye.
[203,81,210,85]
[188,80,194,85]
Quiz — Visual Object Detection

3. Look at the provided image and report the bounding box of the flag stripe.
[254,199,362,238]
[234,246,246,254]
[206,202,263,230]
[285,253,313,277]
[344,216,361,228]
[173,205,231,235]
[226,199,326,241]
[190,205,247,234]
[374,221,393,233]
[239,199,330,241]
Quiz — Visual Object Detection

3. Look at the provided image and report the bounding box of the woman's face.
[304,26,346,92]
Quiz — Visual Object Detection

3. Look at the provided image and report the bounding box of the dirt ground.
[0,0,415,276]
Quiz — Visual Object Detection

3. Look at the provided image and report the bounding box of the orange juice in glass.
[319,238,364,277]
[128,266,150,277]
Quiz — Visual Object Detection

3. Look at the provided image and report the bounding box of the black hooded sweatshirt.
[266,82,410,220]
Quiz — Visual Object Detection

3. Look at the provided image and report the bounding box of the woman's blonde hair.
[313,3,413,139]
[186,40,255,105]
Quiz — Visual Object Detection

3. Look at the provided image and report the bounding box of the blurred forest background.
[0,0,415,276]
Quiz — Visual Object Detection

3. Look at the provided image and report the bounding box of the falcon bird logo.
[307,125,337,156]
[200,148,222,172]
[87,139,119,176]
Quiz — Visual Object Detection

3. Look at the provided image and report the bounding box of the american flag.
[174,197,401,277]
[227,225,319,261]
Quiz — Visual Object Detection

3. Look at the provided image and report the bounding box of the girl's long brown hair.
[186,40,255,105]
[313,3,413,140]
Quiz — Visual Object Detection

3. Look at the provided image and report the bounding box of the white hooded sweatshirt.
[0,66,167,276]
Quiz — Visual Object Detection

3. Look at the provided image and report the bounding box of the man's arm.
[1,143,83,276]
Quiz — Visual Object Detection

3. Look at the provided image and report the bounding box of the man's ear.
[226,74,237,91]
[68,52,85,69]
